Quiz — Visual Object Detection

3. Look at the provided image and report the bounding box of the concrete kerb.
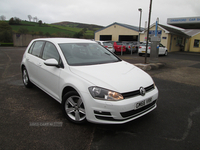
[134,62,166,71]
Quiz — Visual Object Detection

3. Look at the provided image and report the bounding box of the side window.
[28,42,35,53]
[31,41,45,57]
[42,42,60,62]
[159,43,164,47]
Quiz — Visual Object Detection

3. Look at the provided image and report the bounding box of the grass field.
[9,21,99,37]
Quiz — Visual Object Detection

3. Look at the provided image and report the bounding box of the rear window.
[103,42,112,46]
[141,43,151,47]
[116,42,122,45]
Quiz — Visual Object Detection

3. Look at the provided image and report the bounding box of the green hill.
[9,20,104,38]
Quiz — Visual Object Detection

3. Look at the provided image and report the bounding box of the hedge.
[0,43,14,46]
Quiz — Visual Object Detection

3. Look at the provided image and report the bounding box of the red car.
[113,42,126,53]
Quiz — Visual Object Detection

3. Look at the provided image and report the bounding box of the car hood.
[69,61,154,93]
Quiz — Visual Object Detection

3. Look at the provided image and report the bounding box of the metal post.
[138,8,142,50]
[138,8,142,32]
[155,20,158,37]
[145,0,153,64]
[131,43,133,55]
[121,43,123,56]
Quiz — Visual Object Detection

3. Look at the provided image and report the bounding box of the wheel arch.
[61,86,77,104]
[21,64,25,72]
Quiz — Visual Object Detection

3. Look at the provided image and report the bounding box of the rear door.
[26,41,45,86]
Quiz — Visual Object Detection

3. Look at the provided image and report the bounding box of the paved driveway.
[0,47,200,150]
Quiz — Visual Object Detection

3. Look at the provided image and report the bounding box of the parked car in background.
[21,38,158,124]
[97,41,115,53]
[113,42,126,53]
[138,42,168,56]
[123,41,138,53]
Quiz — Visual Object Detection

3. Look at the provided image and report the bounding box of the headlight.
[89,87,124,101]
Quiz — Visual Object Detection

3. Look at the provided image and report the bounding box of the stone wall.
[13,34,47,47]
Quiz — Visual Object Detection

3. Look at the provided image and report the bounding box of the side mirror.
[44,58,59,67]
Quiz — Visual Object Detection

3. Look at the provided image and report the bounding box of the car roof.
[33,38,96,44]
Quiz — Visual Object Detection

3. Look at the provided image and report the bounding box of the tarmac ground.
[0,47,200,150]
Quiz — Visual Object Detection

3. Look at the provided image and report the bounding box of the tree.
[82,28,87,33]
[38,20,42,26]
[33,16,38,22]
[73,28,88,38]
[14,17,21,24]
[38,31,44,36]
[18,27,29,34]
[0,15,6,21]
[73,31,83,38]
[28,15,32,22]
[45,32,51,37]
[9,17,15,25]
[9,17,21,25]
[0,21,12,31]
[0,22,12,42]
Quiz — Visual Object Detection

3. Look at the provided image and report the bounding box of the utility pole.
[138,8,142,50]
[145,0,153,64]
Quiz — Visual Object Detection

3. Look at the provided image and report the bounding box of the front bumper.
[82,86,158,124]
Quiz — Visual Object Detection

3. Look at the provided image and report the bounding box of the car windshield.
[59,43,121,66]
[103,42,112,46]
[141,43,151,47]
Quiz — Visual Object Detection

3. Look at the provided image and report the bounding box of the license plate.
[142,51,145,53]
[146,97,152,104]
[136,98,152,109]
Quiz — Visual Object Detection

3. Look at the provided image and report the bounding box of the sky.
[1,0,200,27]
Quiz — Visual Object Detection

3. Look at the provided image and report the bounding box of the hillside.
[10,21,76,37]
[51,21,104,31]
[8,20,104,39]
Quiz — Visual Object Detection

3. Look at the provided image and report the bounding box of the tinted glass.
[141,43,151,47]
[59,43,121,66]
[31,41,44,57]
[159,43,164,47]
[194,39,199,47]
[42,42,60,62]
[28,42,35,53]
[116,42,122,45]
[103,42,112,46]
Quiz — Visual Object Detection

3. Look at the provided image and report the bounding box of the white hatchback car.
[96,41,115,53]
[21,38,158,124]
[138,42,168,56]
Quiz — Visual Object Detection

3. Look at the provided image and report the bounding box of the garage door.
[119,35,138,41]
[100,35,112,41]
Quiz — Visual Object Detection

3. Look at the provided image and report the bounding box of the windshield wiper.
[104,52,111,56]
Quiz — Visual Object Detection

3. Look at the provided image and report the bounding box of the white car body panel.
[70,61,153,93]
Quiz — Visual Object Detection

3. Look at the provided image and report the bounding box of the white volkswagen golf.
[21,38,158,124]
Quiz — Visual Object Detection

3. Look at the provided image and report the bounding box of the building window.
[176,37,183,46]
[194,39,200,47]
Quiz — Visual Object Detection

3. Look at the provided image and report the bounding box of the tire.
[62,91,86,124]
[22,67,32,88]
[139,53,143,56]
[164,50,168,56]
